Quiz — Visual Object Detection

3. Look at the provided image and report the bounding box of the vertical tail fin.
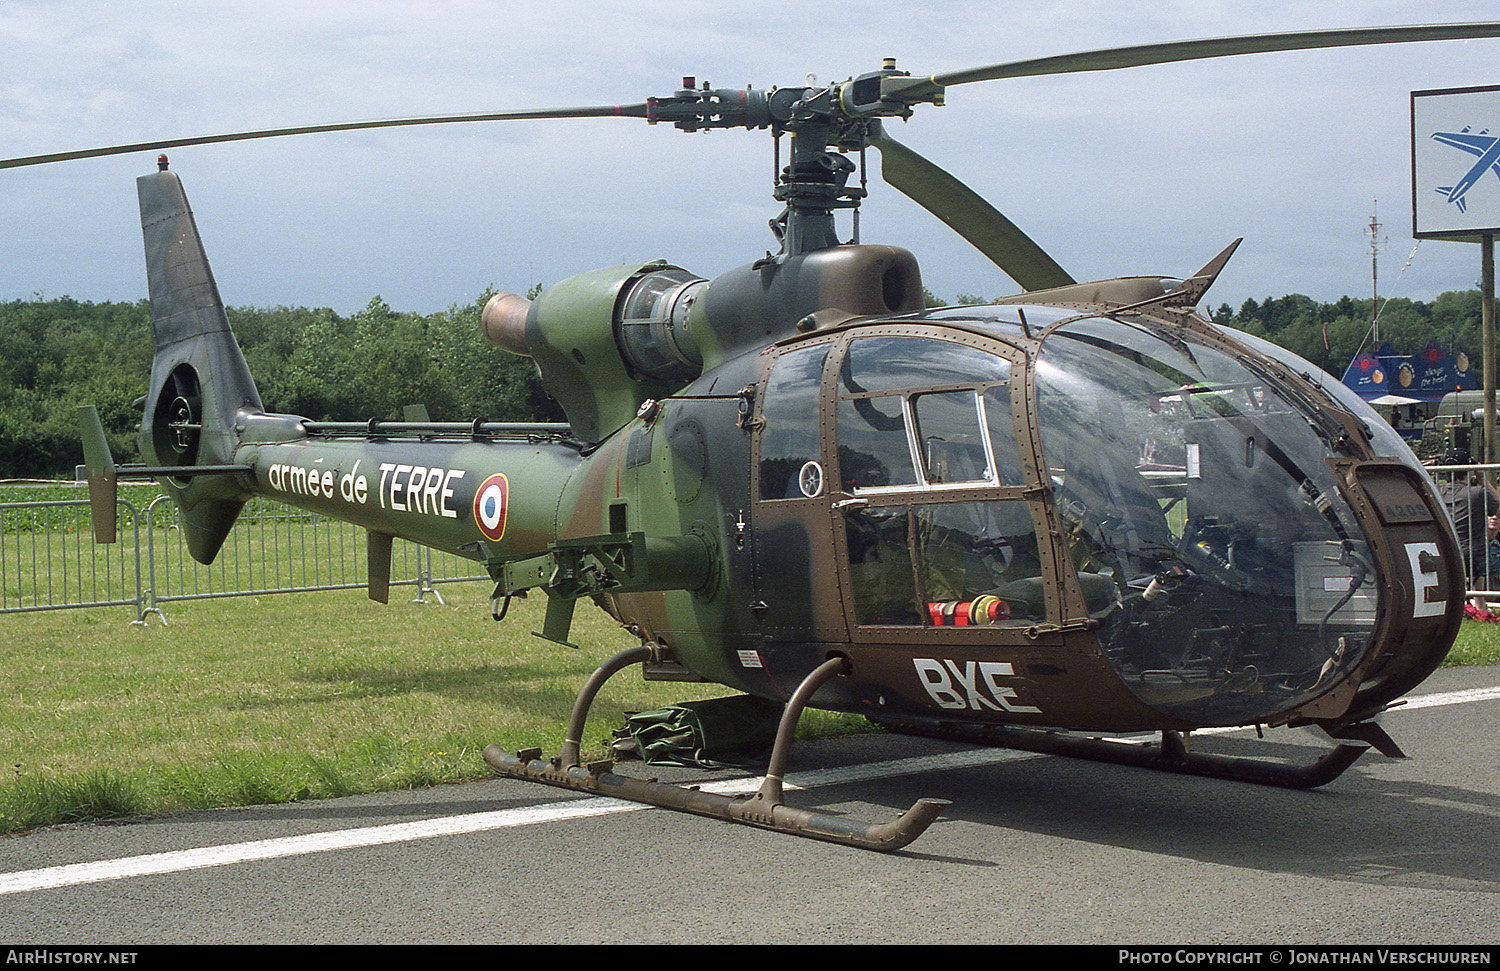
[136,163,263,563]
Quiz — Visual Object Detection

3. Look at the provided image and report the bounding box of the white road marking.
[1393,685,1500,710]
[0,750,1012,896]
[2,686,1495,896]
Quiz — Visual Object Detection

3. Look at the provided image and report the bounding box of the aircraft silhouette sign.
[1414,84,1500,239]
[1431,127,1500,214]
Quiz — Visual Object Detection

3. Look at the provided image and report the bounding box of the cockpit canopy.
[755,306,1397,726]
[1032,313,1377,723]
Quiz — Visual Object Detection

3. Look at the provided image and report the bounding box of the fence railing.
[0,493,488,624]
[7,465,1500,622]
[1426,463,1500,602]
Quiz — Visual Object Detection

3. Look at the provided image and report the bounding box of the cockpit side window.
[846,498,1048,627]
[837,335,1012,493]
[758,344,830,500]
[913,390,991,485]
[838,393,918,491]
[840,334,1004,392]
[835,333,1042,628]
[983,386,1023,486]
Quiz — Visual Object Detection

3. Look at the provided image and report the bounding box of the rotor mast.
[645,61,931,261]
[767,117,859,257]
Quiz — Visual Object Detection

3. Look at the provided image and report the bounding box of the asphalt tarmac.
[2,665,1498,946]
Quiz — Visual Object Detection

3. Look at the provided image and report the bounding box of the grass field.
[0,583,760,833]
[0,579,1494,835]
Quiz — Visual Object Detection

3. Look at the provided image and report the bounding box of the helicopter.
[7,22,1498,852]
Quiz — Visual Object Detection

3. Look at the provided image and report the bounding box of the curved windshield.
[1225,326,1419,465]
[1035,316,1378,725]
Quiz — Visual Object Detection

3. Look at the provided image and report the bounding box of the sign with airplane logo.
[1413,84,1500,240]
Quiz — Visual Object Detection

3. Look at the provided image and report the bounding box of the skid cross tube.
[483,649,949,852]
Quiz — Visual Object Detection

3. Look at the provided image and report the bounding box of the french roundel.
[473,473,509,541]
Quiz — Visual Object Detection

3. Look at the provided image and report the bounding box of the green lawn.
[0,576,1493,835]
[0,584,739,832]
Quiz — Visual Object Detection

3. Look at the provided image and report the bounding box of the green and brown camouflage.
[55,26,1500,848]
[92,166,1465,746]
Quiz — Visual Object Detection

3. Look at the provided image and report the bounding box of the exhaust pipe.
[482,292,533,356]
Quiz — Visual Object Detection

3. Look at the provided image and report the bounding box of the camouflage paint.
[125,165,1464,738]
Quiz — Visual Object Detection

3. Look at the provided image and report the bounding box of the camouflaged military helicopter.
[9,22,1499,852]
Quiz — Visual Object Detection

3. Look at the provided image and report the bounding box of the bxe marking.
[1405,541,1445,619]
[913,658,1041,713]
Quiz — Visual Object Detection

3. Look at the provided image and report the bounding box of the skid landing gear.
[483,648,949,852]
[874,718,1382,790]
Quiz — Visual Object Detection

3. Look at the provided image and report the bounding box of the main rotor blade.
[0,103,650,170]
[872,130,1073,292]
[884,22,1500,102]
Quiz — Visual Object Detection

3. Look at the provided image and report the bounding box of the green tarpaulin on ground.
[614,695,784,768]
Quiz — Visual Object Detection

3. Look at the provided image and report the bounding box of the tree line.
[0,293,559,478]
[0,287,1487,478]
[1208,290,1487,380]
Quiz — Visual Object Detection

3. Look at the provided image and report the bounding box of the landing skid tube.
[874,719,1375,790]
[483,649,950,852]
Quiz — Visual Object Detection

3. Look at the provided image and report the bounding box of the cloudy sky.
[5,1,1500,319]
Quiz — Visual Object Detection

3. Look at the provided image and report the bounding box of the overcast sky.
[5,1,1500,321]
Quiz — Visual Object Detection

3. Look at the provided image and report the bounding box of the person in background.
[1437,448,1500,620]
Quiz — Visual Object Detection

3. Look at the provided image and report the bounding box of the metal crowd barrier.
[1427,462,1500,603]
[0,493,487,624]
[0,498,145,617]
[6,465,1500,621]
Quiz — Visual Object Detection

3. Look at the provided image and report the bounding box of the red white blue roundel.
[473,473,509,541]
